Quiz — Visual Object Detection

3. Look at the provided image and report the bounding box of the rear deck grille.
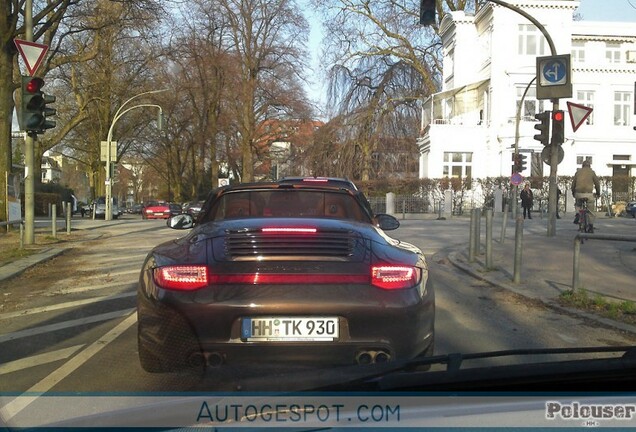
[225,229,357,260]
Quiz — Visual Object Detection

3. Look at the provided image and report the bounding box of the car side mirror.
[375,214,400,230]
[167,214,194,230]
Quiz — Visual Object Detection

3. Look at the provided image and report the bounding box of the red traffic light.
[552,111,564,122]
[24,77,44,94]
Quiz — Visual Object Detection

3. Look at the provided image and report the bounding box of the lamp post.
[105,89,167,220]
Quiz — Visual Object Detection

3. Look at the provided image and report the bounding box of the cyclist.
[571,160,600,232]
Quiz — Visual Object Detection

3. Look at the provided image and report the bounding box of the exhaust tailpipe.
[207,352,224,367]
[355,351,374,365]
[374,350,391,363]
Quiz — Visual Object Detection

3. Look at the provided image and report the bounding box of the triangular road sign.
[567,101,593,132]
[14,39,49,76]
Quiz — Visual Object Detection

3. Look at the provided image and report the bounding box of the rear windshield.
[203,190,370,223]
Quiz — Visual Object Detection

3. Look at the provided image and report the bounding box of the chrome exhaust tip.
[374,350,391,363]
[355,351,374,365]
[207,352,224,367]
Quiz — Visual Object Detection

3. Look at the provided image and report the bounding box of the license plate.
[241,317,339,341]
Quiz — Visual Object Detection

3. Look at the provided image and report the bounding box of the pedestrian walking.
[520,183,533,219]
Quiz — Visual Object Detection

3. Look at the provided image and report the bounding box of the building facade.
[418,0,636,198]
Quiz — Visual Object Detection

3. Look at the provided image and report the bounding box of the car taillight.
[262,227,317,234]
[371,265,420,290]
[154,265,209,290]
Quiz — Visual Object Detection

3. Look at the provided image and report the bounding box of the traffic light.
[419,0,436,26]
[20,76,56,134]
[551,110,565,144]
[519,153,528,172]
[533,111,550,145]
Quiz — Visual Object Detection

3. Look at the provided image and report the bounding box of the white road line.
[0,293,135,320]
[1,312,138,421]
[0,345,85,375]
[48,282,136,296]
[0,309,134,343]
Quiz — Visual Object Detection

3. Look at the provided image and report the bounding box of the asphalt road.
[1,216,635,408]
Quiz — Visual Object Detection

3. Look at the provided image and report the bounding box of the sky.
[576,0,636,21]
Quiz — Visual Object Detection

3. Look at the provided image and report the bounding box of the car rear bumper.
[137,281,434,368]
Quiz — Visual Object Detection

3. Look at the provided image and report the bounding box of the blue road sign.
[541,59,566,86]
[536,54,572,100]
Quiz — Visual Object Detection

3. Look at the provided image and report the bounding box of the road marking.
[0,309,134,342]
[1,312,138,421]
[48,282,136,296]
[0,345,85,375]
[0,293,135,320]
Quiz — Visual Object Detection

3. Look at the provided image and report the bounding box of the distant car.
[183,200,205,218]
[128,203,143,214]
[625,201,636,218]
[93,196,119,219]
[137,182,434,373]
[168,203,183,217]
[142,201,171,219]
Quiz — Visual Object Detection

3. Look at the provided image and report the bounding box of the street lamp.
[105,89,168,220]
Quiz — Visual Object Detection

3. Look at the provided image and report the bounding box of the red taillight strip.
[371,265,421,290]
[153,265,209,291]
[261,227,317,234]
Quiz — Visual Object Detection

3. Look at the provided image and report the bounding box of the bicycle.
[574,193,595,238]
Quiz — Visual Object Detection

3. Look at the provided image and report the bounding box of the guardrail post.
[469,208,477,262]
[52,204,57,238]
[500,203,509,243]
[572,234,581,289]
[485,209,493,269]
[513,216,523,284]
[66,202,72,235]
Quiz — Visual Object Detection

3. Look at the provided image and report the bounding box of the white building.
[418,0,636,198]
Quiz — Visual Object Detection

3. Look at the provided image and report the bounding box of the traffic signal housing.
[518,153,528,172]
[551,110,565,144]
[20,76,56,134]
[419,0,436,26]
[533,111,550,145]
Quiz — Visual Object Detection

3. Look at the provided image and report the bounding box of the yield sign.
[14,39,49,76]
[566,101,593,132]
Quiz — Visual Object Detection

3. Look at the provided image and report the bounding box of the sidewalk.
[447,212,636,330]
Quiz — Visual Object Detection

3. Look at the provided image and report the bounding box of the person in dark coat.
[520,183,533,219]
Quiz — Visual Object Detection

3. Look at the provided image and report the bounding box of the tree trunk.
[0,41,14,221]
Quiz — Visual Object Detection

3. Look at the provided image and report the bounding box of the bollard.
[485,209,493,269]
[66,202,72,235]
[20,222,24,249]
[52,204,57,239]
[572,236,581,290]
[513,216,523,284]
[468,208,477,262]
[500,203,508,243]
[475,208,482,255]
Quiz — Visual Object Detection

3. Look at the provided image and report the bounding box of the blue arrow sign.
[540,58,567,86]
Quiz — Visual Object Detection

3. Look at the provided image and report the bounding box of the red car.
[142,201,171,219]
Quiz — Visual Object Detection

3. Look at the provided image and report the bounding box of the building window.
[518,24,547,56]
[571,41,585,62]
[606,42,621,63]
[443,152,473,179]
[576,156,593,166]
[614,155,631,161]
[614,91,632,126]
[576,90,594,125]
[516,86,546,120]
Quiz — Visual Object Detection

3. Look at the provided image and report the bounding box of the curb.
[446,250,636,337]
[0,247,69,282]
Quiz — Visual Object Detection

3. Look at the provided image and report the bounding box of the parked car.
[625,201,636,218]
[168,203,183,217]
[142,201,171,219]
[92,196,119,219]
[183,200,205,218]
[128,203,143,214]
[137,182,434,373]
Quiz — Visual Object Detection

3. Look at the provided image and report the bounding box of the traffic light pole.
[24,0,35,245]
[487,0,559,236]
[105,95,166,220]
